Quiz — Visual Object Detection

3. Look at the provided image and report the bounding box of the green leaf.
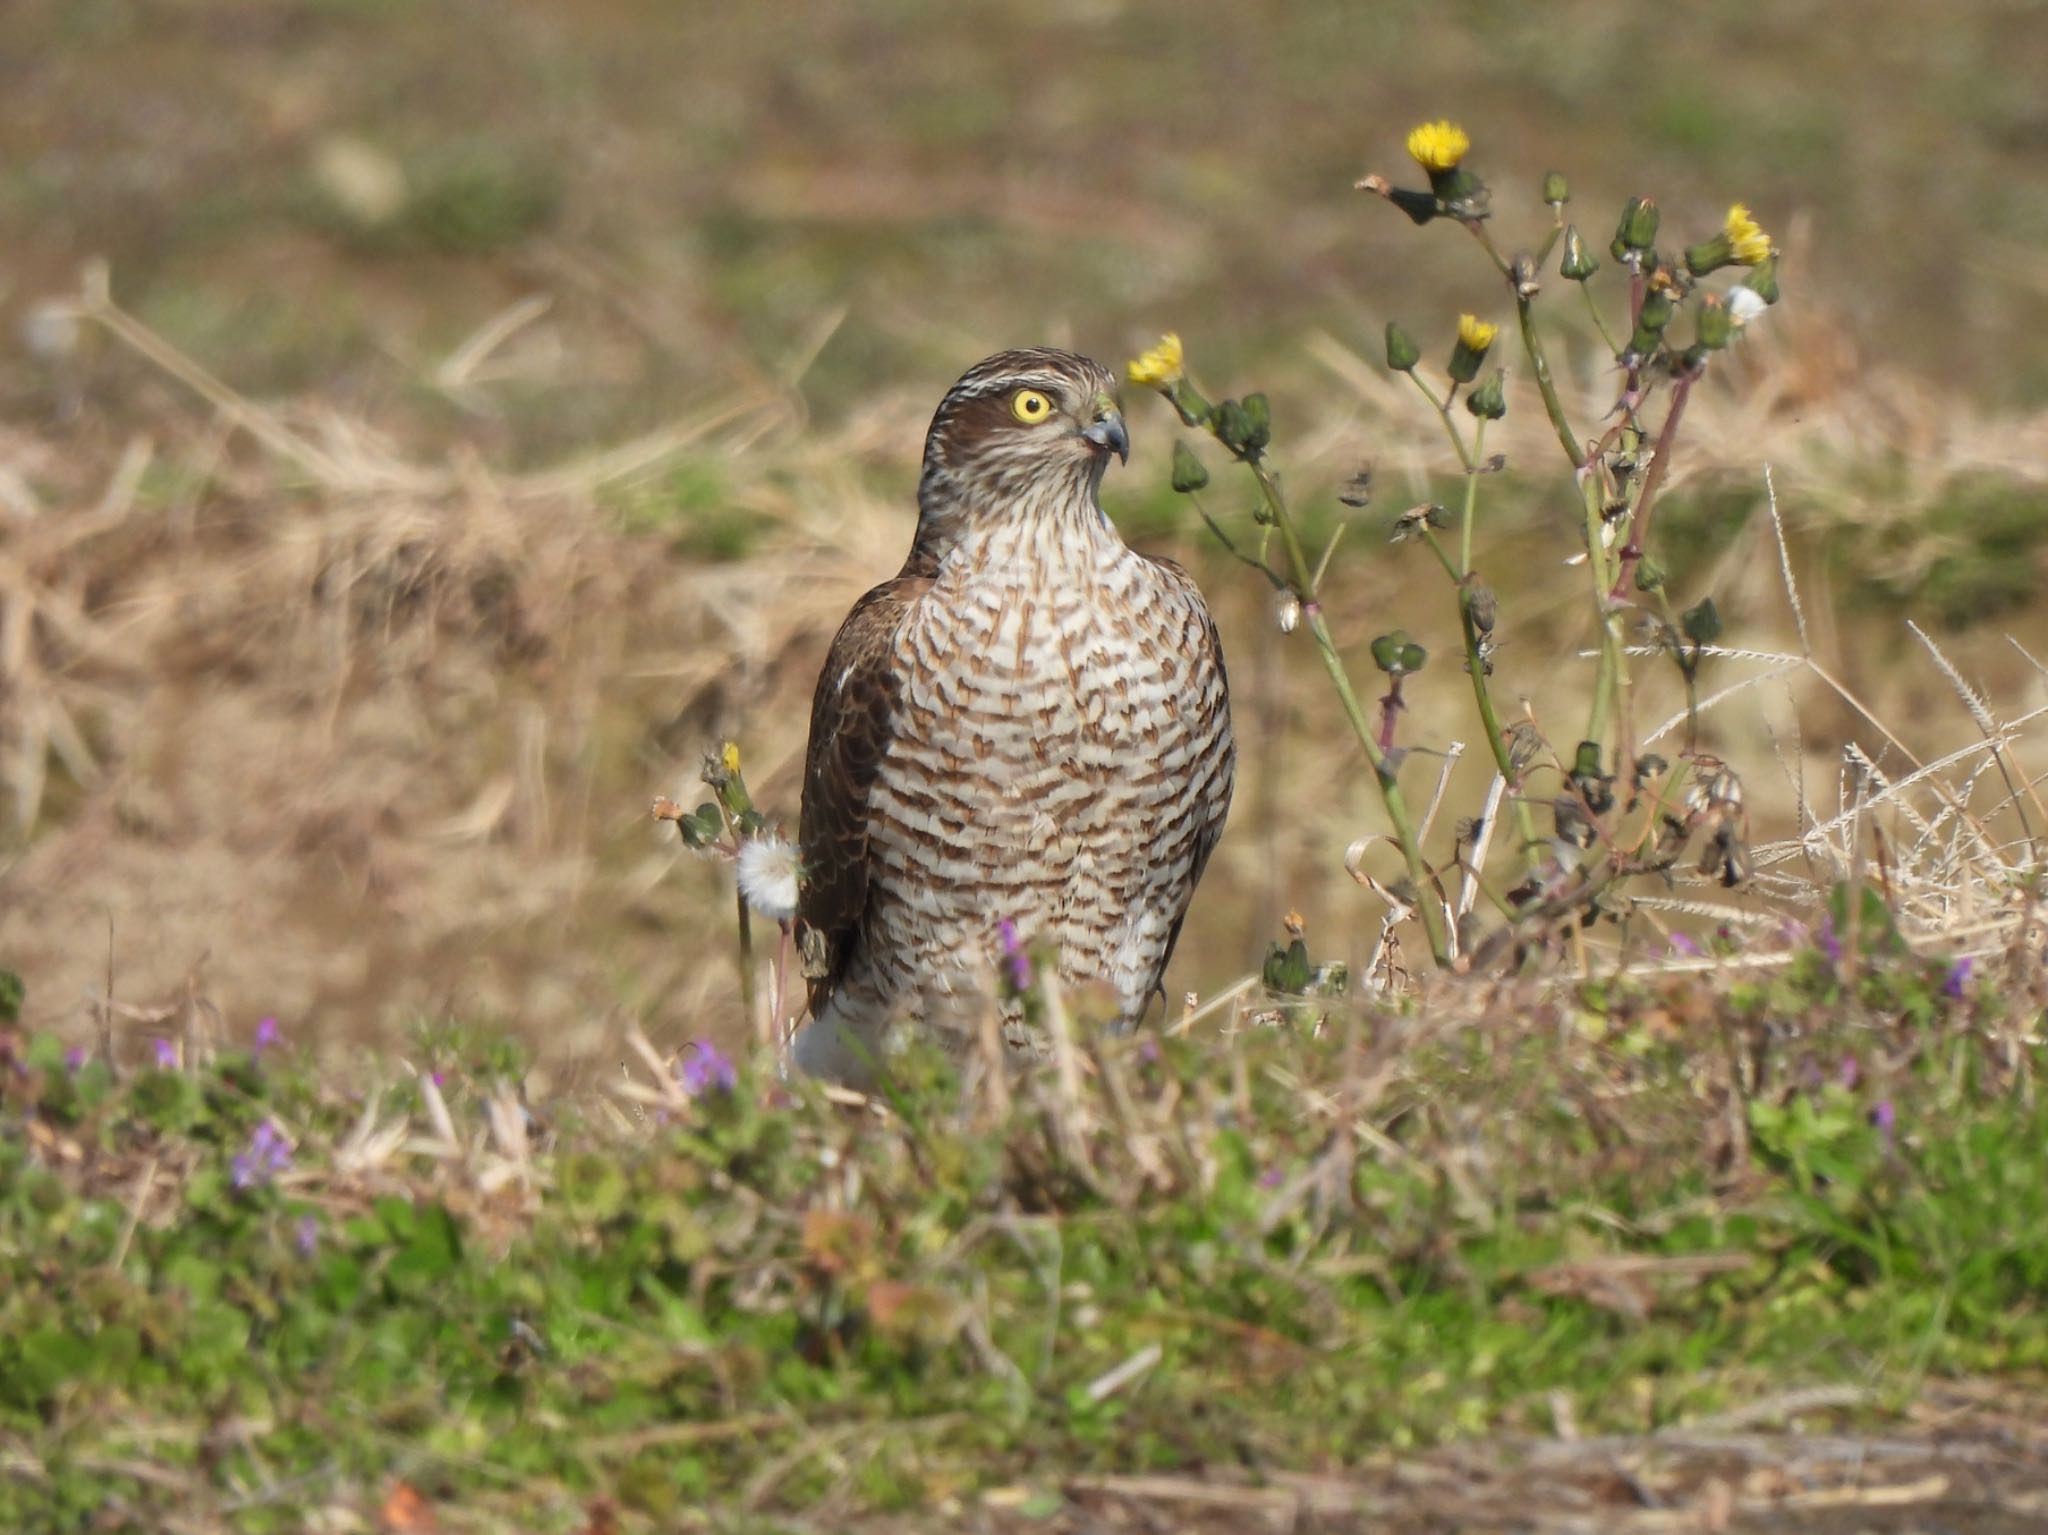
[388,1199,463,1287]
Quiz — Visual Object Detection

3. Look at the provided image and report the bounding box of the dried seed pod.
[1511,250,1541,300]
[1552,795,1596,849]
[1465,582,1497,635]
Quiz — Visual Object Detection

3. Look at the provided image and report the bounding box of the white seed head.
[736,834,801,922]
[21,302,79,360]
[1727,286,1768,329]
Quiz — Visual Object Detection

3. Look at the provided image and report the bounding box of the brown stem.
[1609,370,1696,603]
[1377,678,1404,755]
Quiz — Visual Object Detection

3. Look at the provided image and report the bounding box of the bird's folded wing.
[796,570,933,1011]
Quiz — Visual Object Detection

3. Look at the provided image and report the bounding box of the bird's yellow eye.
[1010,388,1053,424]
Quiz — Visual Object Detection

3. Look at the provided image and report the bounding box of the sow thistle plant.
[1134,121,1782,974]
[654,741,799,1047]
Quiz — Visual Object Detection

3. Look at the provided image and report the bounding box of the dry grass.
[4,269,2048,1057]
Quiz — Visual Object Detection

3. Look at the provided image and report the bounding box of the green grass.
[3,927,2044,1531]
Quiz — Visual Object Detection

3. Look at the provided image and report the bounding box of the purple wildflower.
[431,1070,446,1090]
[295,1214,320,1258]
[1816,916,1841,966]
[1258,1166,1286,1190]
[1943,956,1974,1000]
[1838,1055,1861,1090]
[1870,1099,1896,1150]
[231,1118,293,1191]
[254,1016,281,1054]
[997,919,1033,992]
[678,1040,737,1096]
[1137,1037,1160,1065]
[64,1046,87,1072]
[152,1038,178,1071]
[1666,932,1703,958]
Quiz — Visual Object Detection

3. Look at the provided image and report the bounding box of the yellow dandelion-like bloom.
[1405,120,1471,173]
[721,741,743,776]
[1457,314,1499,351]
[1126,333,1184,389]
[1724,203,1772,265]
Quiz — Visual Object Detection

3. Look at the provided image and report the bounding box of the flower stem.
[1459,418,1487,576]
[1457,595,1545,861]
[1609,370,1695,603]
[1416,527,1462,584]
[735,889,757,1033]
[1579,282,1622,357]
[1415,379,1542,868]
[1407,372,1475,473]
[1190,493,1286,588]
[1464,220,1512,278]
[1516,296,1583,469]
[1248,461,1452,966]
[1580,473,1622,753]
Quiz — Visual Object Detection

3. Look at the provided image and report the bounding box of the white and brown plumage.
[792,348,1234,1083]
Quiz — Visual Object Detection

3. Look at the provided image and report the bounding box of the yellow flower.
[720,741,742,776]
[1126,333,1184,389]
[1456,314,1499,351]
[1724,203,1772,265]
[1405,120,1471,174]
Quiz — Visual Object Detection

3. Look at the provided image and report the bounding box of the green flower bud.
[1169,439,1209,494]
[1624,287,1677,359]
[1683,234,1733,277]
[1387,186,1442,225]
[1465,370,1507,420]
[1169,381,1213,430]
[1572,740,1605,782]
[1610,196,1660,260]
[1398,642,1428,674]
[1240,392,1272,455]
[679,802,724,850]
[1263,937,1312,994]
[1210,398,1256,459]
[1209,396,1272,459]
[1634,555,1668,593]
[1426,165,1488,219]
[1385,320,1421,373]
[1681,596,1723,648]
[1694,297,1734,352]
[1741,252,1781,306]
[1560,225,1599,282]
[705,744,754,817]
[1542,170,1569,206]
[1370,630,1412,674]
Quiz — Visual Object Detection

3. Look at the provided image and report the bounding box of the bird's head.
[915,348,1128,539]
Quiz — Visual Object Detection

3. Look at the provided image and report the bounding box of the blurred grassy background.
[6,0,2048,1063]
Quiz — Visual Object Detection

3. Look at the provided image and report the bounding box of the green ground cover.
[4,926,2044,1531]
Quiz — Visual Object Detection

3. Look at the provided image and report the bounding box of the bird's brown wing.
[796,568,932,1017]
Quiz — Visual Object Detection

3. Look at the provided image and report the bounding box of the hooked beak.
[1082,407,1130,465]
